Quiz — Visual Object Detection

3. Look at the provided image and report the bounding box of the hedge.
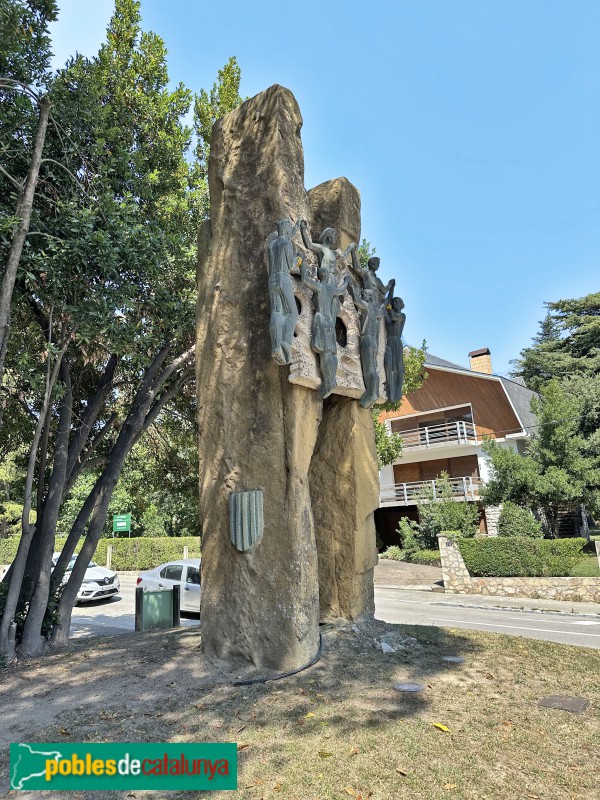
[94,537,200,570]
[379,546,441,567]
[457,537,587,577]
[0,536,200,571]
[0,536,69,564]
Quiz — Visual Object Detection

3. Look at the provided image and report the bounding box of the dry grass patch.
[0,619,598,800]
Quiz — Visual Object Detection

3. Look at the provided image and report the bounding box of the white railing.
[393,420,478,450]
[379,476,483,507]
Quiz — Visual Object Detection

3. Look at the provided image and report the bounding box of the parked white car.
[136,558,201,615]
[51,553,120,604]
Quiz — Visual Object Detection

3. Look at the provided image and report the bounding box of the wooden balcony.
[379,476,483,507]
[394,420,478,451]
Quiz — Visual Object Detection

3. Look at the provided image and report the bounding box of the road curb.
[376,585,600,617]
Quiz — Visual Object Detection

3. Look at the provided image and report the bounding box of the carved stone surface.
[266,219,301,366]
[197,86,379,674]
[229,490,264,551]
[286,247,386,403]
[197,85,320,672]
[305,178,379,622]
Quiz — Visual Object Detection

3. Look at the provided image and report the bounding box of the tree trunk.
[0,96,51,403]
[0,337,66,661]
[20,367,72,657]
[51,350,192,646]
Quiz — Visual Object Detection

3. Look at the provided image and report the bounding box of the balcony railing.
[379,476,483,507]
[393,420,478,451]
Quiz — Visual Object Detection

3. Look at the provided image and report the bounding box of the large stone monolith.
[197,86,320,671]
[307,179,379,621]
[197,85,379,673]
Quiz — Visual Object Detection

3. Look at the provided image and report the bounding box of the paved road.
[70,578,199,638]
[71,579,600,649]
[376,587,600,649]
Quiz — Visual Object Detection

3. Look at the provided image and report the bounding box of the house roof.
[499,377,538,432]
[424,353,471,372]
[422,351,538,434]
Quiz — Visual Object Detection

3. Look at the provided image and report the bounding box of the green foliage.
[482,377,600,532]
[497,501,543,538]
[406,549,441,566]
[396,516,421,552]
[373,344,427,465]
[400,472,479,550]
[379,544,441,566]
[1,535,200,571]
[373,412,403,468]
[357,238,375,268]
[192,56,243,221]
[93,536,200,571]
[379,545,404,560]
[568,558,600,578]
[513,292,600,391]
[140,504,167,538]
[458,537,586,577]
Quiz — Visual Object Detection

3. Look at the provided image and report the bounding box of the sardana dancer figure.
[349,251,394,303]
[350,285,385,408]
[383,283,405,404]
[267,218,302,365]
[301,259,350,399]
[299,221,355,320]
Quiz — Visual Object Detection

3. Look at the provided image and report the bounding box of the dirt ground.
[1,616,598,800]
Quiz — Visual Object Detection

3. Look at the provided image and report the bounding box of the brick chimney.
[469,347,492,374]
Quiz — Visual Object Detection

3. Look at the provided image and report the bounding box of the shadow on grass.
[0,619,480,798]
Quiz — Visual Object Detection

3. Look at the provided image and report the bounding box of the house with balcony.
[376,348,538,546]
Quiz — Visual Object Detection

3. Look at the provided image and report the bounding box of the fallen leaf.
[396,768,408,776]
[349,747,360,756]
[485,673,496,680]
[444,784,457,790]
[236,725,246,733]
[237,743,250,751]
[318,751,333,758]
[59,727,70,736]
[502,720,512,727]
[344,789,357,797]
[433,723,451,732]
[272,783,281,791]
[304,712,316,718]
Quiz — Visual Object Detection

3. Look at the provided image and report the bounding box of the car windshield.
[65,557,97,570]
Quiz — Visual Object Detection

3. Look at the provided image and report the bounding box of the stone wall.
[438,535,600,603]
[483,505,501,536]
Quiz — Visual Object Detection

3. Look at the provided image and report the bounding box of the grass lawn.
[0,620,598,799]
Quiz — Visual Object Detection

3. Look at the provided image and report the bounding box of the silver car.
[136,558,201,615]
[52,553,121,604]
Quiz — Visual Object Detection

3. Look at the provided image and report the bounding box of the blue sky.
[50,1,600,376]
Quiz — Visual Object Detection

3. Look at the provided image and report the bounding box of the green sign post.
[112,513,132,536]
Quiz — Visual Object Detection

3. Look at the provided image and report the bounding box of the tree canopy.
[0,0,242,661]
[513,292,600,392]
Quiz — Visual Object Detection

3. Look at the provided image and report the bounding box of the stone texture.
[308,177,361,253]
[197,86,378,672]
[310,395,379,621]
[438,536,600,603]
[538,696,590,714]
[197,85,320,671]
[306,179,378,622]
[483,504,501,536]
[287,178,386,403]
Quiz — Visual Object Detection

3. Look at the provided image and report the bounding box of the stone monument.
[196,85,406,673]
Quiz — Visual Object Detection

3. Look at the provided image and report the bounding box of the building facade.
[376,348,538,546]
